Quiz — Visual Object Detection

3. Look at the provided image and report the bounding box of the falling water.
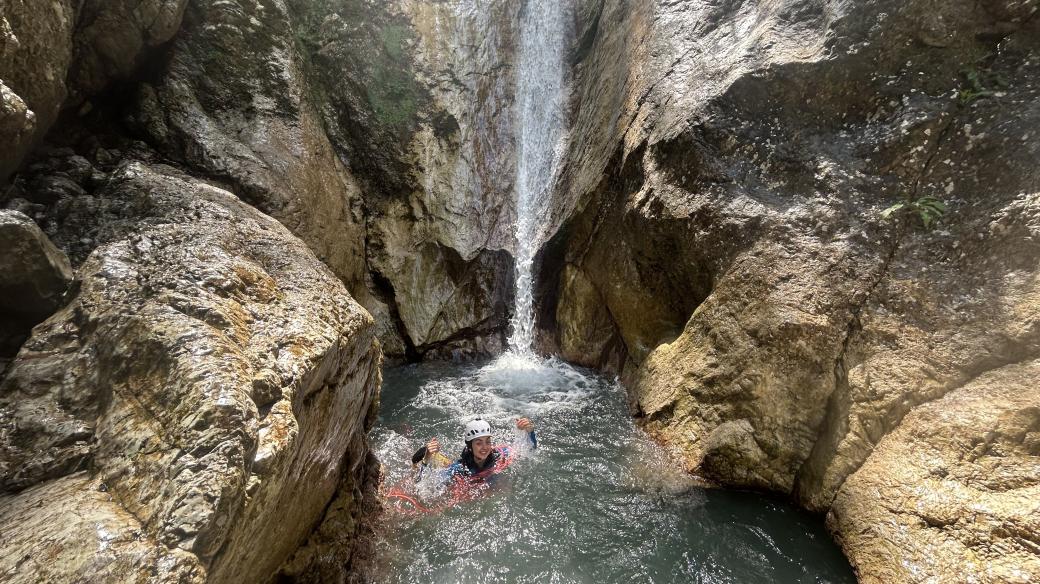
[507,0,570,356]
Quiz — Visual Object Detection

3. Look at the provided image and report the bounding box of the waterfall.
[506,0,570,356]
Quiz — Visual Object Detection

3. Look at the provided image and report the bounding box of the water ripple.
[372,356,854,584]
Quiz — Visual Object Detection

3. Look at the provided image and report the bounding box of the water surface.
[372,356,855,584]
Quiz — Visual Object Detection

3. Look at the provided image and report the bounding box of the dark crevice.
[368,270,420,362]
[417,319,507,360]
[792,235,899,506]
[569,0,604,66]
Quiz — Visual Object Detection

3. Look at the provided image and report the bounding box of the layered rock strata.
[0,162,381,582]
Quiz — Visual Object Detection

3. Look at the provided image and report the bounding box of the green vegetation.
[958,68,1009,104]
[287,0,425,139]
[881,196,947,230]
[366,24,420,130]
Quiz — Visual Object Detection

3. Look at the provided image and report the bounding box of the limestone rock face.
[0,0,188,183]
[0,80,35,179]
[547,0,1040,580]
[142,0,369,296]
[287,0,522,357]
[0,162,381,583]
[68,0,189,98]
[0,0,75,182]
[0,209,73,355]
[828,361,1040,583]
[2,0,536,360]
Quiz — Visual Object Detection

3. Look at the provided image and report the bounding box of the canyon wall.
[3,0,1038,582]
[1,1,385,581]
[546,0,1039,581]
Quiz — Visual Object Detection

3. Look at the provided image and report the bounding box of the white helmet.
[462,419,492,442]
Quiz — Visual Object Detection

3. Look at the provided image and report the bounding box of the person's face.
[471,436,493,462]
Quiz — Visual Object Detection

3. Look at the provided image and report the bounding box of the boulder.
[0,209,73,355]
[0,0,75,182]
[0,0,189,183]
[141,0,372,335]
[0,162,381,583]
[828,361,1040,583]
[0,80,35,180]
[68,0,189,99]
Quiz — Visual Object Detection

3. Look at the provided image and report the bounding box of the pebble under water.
[372,355,856,584]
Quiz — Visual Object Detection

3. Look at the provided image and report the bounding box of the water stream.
[373,1,854,581]
[372,357,856,583]
[507,0,570,355]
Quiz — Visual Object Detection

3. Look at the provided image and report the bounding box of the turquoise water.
[372,355,856,584]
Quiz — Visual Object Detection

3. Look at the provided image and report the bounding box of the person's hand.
[516,417,534,432]
[426,437,440,458]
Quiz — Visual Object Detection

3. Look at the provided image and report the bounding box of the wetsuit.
[411,431,537,484]
[447,431,537,483]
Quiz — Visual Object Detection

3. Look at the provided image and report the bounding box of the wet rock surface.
[0,0,75,181]
[0,162,380,582]
[0,210,73,356]
[547,0,1040,581]
[299,0,522,358]
[0,0,188,182]
[2,0,1039,581]
[108,0,521,359]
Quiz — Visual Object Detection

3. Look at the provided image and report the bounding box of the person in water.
[411,418,537,483]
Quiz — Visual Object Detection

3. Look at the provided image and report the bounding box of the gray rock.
[67,0,189,99]
[0,1,75,182]
[0,0,188,183]
[0,81,35,180]
[0,209,73,321]
[148,0,371,325]
[547,0,1040,581]
[27,174,86,204]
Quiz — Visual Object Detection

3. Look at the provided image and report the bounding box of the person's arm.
[516,417,537,449]
[411,437,440,464]
[412,438,442,481]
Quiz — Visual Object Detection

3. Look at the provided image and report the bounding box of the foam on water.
[372,359,856,584]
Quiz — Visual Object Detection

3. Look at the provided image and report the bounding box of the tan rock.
[0,162,380,583]
[0,0,189,182]
[0,81,35,179]
[549,0,1040,581]
[828,360,1040,584]
[0,473,205,584]
[145,0,371,344]
[0,0,75,181]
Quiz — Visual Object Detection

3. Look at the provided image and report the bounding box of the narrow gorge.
[1,0,1037,582]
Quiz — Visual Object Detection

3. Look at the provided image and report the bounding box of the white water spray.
[506,0,570,358]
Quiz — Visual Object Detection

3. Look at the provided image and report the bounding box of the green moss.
[958,67,1009,105]
[381,24,408,61]
[364,23,421,131]
[293,0,422,131]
